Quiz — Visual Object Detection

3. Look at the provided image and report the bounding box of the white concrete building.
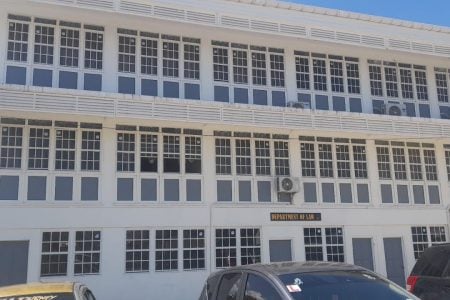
[1,0,450,299]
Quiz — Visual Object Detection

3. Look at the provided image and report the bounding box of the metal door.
[0,241,29,287]
[352,238,374,271]
[269,240,292,262]
[383,237,406,287]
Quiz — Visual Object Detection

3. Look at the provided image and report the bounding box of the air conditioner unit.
[287,101,311,109]
[277,177,300,193]
[386,102,407,116]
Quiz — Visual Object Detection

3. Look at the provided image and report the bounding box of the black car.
[199,261,418,300]
[407,243,450,300]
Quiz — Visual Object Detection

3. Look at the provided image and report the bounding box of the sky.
[286,0,450,27]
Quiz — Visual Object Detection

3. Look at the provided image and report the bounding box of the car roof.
[0,282,75,297]
[211,261,367,277]
[423,243,450,254]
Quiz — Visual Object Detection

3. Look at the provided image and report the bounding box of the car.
[199,261,419,300]
[0,282,95,300]
[407,243,450,300]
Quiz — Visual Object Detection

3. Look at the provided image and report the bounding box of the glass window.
[81,131,100,171]
[28,128,50,170]
[252,51,267,86]
[140,134,158,172]
[318,143,333,178]
[85,30,103,70]
[423,149,437,181]
[213,47,229,82]
[184,43,200,80]
[215,229,237,268]
[435,72,449,103]
[369,64,383,96]
[376,146,391,179]
[384,66,399,98]
[117,133,135,172]
[118,35,136,73]
[162,41,179,78]
[236,139,251,175]
[411,226,429,259]
[74,230,101,275]
[233,49,248,84]
[7,21,29,62]
[392,147,407,180]
[430,226,447,245]
[330,60,344,93]
[40,231,69,277]
[244,274,282,300]
[408,148,423,180]
[415,70,429,100]
[183,229,205,270]
[155,230,178,271]
[0,126,23,169]
[295,55,310,90]
[217,272,243,300]
[215,138,231,175]
[325,227,344,262]
[335,144,350,178]
[353,145,367,178]
[125,230,150,272]
[304,228,323,261]
[313,59,327,91]
[270,54,285,87]
[255,140,270,176]
[34,25,54,64]
[274,141,290,176]
[163,135,180,173]
[446,150,450,181]
[399,67,414,99]
[141,38,158,75]
[60,28,79,67]
[185,136,201,173]
[55,129,76,171]
[300,142,315,177]
[240,228,261,265]
[346,62,360,94]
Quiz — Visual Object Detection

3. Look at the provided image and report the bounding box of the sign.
[270,213,321,222]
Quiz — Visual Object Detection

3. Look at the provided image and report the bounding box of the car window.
[411,248,447,277]
[217,272,243,300]
[244,273,282,300]
[83,289,96,300]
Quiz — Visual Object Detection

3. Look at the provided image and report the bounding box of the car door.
[242,272,287,300]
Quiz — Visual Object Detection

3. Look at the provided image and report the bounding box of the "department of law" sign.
[270,212,322,222]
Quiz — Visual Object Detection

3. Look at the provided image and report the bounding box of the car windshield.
[0,293,76,300]
[278,271,418,300]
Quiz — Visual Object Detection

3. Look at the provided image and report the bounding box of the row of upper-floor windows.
[5,15,450,117]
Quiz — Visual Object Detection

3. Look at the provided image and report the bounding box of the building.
[1,0,450,299]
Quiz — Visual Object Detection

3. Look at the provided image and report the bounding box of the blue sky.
[286,0,450,27]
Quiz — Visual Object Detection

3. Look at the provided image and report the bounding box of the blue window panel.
[381,184,393,204]
[81,177,99,201]
[428,186,440,204]
[185,83,200,100]
[257,181,271,202]
[84,73,102,91]
[372,100,385,114]
[419,104,430,118]
[413,185,425,204]
[332,96,346,112]
[6,66,26,85]
[349,98,362,113]
[141,79,158,96]
[54,176,73,201]
[28,176,46,201]
[117,178,133,201]
[141,178,157,201]
[304,182,317,203]
[253,89,268,105]
[238,180,251,202]
[315,95,329,111]
[440,106,450,119]
[234,88,248,104]
[0,176,19,200]
[164,179,179,201]
[405,103,416,117]
[339,183,352,203]
[217,180,232,202]
[59,71,77,89]
[298,93,312,107]
[118,76,135,94]
[322,183,335,203]
[163,81,179,98]
[357,184,369,203]
[272,91,286,107]
[397,185,409,204]
[33,69,52,87]
[186,179,201,202]
[214,86,229,103]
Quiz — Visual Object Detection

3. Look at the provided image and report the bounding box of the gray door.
[0,241,29,287]
[383,238,405,287]
[352,238,374,271]
[269,240,292,262]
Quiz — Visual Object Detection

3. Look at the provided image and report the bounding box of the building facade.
[1,0,450,299]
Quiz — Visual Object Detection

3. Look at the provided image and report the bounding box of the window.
[233,49,248,84]
[213,47,229,82]
[240,228,261,265]
[84,30,103,70]
[252,51,267,86]
[184,43,200,80]
[435,71,448,103]
[313,58,327,91]
[235,139,251,175]
[335,144,350,178]
[215,229,237,268]
[185,136,201,173]
[7,20,29,62]
[163,135,180,173]
[215,138,231,175]
[55,129,76,171]
[408,148,422,180]
[270,53,285,87]
[300,142,316,177]
[118,35,136,73]
[140,134,158,172]
[423,149,437,181]
[304,227,344,262]
[330,60,344,93]
[117,133,135,172]
[162,41,179,78]
[392,147,407,180]
[74,230,101,275]
[430,226,447,245]
[81,131,100,171]
[183,229,205,270]
[217,272,243,300]
[141,38,158,75]
[399,67,414,99]
[415,69,428,100]
[376,146,391,179]
[274,141,290,176]
[125,230,150,272]
[155,230,178,271]
[411,226,429,259]
[295,55,310,90]
[0,126,23,169]
[60,28,79,67]
[369,64,383,96]
[40,231,69,276]
[346,62,360,94]
[245,274,282,300]
[318,143,333,178]
[28,128,50,170]
[353,145,367,178]
[446,149,450,181]
[34,25,54,64]
[384,66,399,98]
[255,140,271,176]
